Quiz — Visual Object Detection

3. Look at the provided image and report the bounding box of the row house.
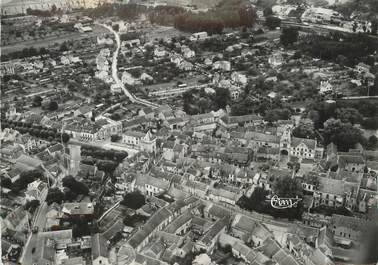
[122,130,157,153]
[208,187,241,206]
[195,216,229,253]
[126,197,199,252]
[132,174,170,197]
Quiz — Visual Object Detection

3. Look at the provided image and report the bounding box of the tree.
[111,134,122,142]
[272,177,303,198]
[1,174,12,189]
[323,118,365,151]
[32,96,43,107]
[97,160,118,174]
[110,113,121,121]
[287,161,300,173]
[367,135,378,150]
[15,170,42,191]
[292,119,315,139]
[264,108,291,122]
[48,101,59,111]
[335,108,363,125]
[25,200,40,213]
[263,7,273,17]
[214,87,231,110]
[280,27,299,46]
[62,175,89,195]
[121,191,146,210]
[61,133,70,143]
[46,188,65,205]
[265,16,281,30]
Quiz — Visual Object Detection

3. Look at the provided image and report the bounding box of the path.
[95,23,159,108]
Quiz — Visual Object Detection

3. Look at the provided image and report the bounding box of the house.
[121,71,136,86]
[62,202,94,217]
[208,188,241,205]
[154,47,166,58]
[313,176,344,208]
[0,145,24,160]
[77,163,105,183]
[256,146,280,161]
[173,144,186,160]
[244,131,280,151]
[213,61,231,71]
[3,207,30,232]
[231,214,272,246]
[231,72,248,86]
[165,210,192,235]
[140,72,153,83]
[337,154,365,172]
[74,105,93,119]
[162,141,175,161]
[203,203,231,220]
[328,214,373,245]
[178,61,194,71]
[190,32,208,41]
[301,7,343,24]
[195,216,229,253]
[170,54,183,66]
[268,51,284,67]
[220,115,263,129]
[126,198,194,252]
[133,174,170,196]
[181,46,195,58]
[140,131,157,153]
[229,86,242,100]
[183,180,209,199]
[138,107,155,119]
[319,81,333,94]
[122,131,146,147]
[92,233,110,265]
[25,179,48,202]
[290,137,320,160]
[312,175,360,211]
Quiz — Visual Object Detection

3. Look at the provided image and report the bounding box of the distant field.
[1,24,107,55]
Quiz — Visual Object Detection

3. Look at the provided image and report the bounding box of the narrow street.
[95,22,159,108]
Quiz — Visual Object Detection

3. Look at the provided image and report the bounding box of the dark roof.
[102,219,124,241]
[199,216,229,245]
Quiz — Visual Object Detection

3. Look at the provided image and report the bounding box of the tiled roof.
[318,177,345,196]
[330,214,373,233]
[165,210,192,234]
[291,137,316,150]
[245,131,279,143]
[199,216,229,245]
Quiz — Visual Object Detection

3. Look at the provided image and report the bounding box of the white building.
[190,32,208,41]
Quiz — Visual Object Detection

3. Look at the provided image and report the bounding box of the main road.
[95,22,159,109]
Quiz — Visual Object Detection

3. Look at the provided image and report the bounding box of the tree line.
[1,119,70,143]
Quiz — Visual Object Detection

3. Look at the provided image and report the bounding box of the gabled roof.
[318,176,345,196]
[291,137,316,150]
[199,216,229,245]
[16,154,43,169]
[165,210,192,234]
[330,214,373,233]
[245,131,279,143]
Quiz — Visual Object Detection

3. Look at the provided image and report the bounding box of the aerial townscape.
[1,0,378,264]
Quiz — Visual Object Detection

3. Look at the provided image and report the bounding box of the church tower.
[279,125,291,155]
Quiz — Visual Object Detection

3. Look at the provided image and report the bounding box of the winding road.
[96,23,159,108]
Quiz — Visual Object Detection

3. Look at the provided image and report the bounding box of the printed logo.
[269,195,302,209]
